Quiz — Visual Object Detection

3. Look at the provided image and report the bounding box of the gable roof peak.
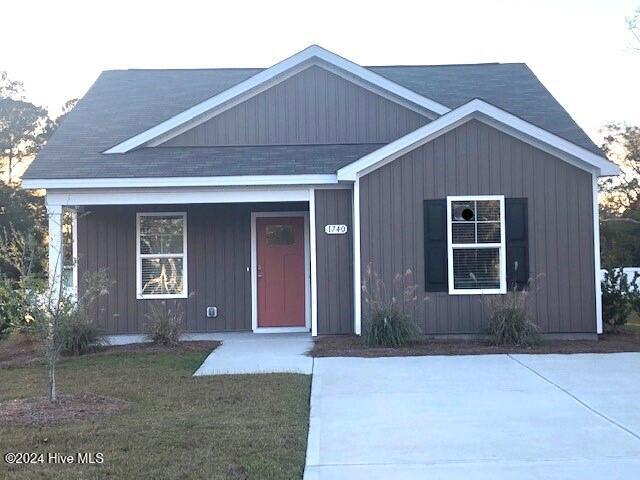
[104,45,451,154]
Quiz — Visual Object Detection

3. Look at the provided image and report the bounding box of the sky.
[2,0,639,145]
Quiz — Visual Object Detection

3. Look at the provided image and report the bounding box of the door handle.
[257,264,263,279]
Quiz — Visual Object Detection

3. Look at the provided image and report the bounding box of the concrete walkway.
[193,332,313,375]
[304,353,640,479]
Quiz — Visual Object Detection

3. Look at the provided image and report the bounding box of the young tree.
[1,220,110,402]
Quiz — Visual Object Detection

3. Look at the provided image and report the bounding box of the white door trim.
[250,211,311,333]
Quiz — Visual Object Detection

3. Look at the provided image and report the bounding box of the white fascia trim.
[45,186,313,207]
[22,174,338,190]
[337,99,620,180]
[104,45,450,153]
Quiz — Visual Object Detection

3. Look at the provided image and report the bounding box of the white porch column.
[47,204,64,302]
[309,188,318,337]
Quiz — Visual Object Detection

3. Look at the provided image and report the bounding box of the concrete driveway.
[304,353,640,479]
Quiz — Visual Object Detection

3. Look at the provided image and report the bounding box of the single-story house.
[23,45,619,337]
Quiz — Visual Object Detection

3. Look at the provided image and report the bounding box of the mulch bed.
[0,393,129,426]
[310,326,640,357]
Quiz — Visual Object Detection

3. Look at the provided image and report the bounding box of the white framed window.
[446,196,506,295]
[136,212,188,299]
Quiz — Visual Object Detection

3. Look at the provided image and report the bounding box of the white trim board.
[337,99,620,180]
[22,174,338,190]
[592,174,603,334]
[45,186,315,207]
[103,45,450,153]
[250,211,311,333]
[309,189,319,337]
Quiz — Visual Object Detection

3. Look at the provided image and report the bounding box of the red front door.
[256,216,306,328]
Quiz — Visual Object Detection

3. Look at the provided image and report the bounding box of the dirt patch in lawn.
[0,333,41,368]
[0,393,129,426]
[311,327,640,357]
[0,336,220,368]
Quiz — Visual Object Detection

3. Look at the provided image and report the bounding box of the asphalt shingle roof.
[24,63,602,180]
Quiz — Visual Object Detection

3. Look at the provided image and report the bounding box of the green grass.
[0,350,311,479]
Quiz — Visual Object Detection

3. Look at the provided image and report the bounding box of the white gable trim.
[337,99,620,180]
[104,45,451,154]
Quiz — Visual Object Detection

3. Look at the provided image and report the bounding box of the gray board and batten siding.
[77,198,356,335]
[160,65,429,147]
[78,203,306,334]
[76,119,596,335]
[314,189,355,334]
[359,119,596,334]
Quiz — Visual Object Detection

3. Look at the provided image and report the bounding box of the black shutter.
[505,198,529,290]
[424,199,448,292]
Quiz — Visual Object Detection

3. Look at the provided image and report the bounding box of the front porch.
[46,186,355,337]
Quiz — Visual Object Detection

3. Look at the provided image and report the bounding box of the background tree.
[53,98,79,129]
[0,71,53,184]
[599,124,640,268]
[0,73,78,278]
[0,181,47,279]
[628,7,640,51]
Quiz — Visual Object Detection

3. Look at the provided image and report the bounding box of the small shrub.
[361,264,424,347]
[145,301,184,347]
[62,315,106,355]
[59,270,110,355]
[602,267,640,332]
[0,276,45,338]
[484,288,540,347]
[365,308,420,347]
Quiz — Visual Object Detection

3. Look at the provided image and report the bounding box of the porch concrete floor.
[193,332,313,375]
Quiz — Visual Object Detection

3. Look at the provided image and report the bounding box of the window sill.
[136,293,189,300]
[448,288,506,295]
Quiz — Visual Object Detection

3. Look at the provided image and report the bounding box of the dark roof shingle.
[24,63,601,180]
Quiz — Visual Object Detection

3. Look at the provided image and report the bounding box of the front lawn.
[0,348,310,479]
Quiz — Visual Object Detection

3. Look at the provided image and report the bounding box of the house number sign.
[324,224,348,235]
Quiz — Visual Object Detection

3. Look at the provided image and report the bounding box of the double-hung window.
[136,213,187,299]
[447,196,506,294]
